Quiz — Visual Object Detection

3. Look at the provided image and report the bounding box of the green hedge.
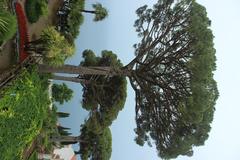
[25,0,48,23]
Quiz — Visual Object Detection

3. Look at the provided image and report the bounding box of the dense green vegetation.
[81,50,127,128]
[80,124,112,160]
[26,27,75,66]
[132,1,218,159]
[25,0,48,23]
[68,0,85,39]
[69,51,125,160]
[0,68,51,159]
[0,0,17,44]
[60,0,85,40]
[52,83,73,104]
[57,1,107,42]
[39,104,59,152]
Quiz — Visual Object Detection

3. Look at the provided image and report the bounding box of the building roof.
[53,145,76,160]
[71,155,77,160]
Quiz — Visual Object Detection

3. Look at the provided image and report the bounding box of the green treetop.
[80,50,127,127]
[78,123,112,160]
[81,3,108,21]
[52,83,73,105]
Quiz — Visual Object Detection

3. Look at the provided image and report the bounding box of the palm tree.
[0,11,17,42]
[25,27,75,66]
[81,3,108,21]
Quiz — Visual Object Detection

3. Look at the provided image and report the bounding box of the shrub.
[25,0,48,23]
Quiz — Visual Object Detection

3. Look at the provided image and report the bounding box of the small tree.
[81,3,108,21]
[52,83,73,104]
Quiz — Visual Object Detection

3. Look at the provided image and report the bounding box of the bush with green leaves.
[25,0,48,23]
[0,68,50,159]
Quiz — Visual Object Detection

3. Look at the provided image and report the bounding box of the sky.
[57,0,240,159]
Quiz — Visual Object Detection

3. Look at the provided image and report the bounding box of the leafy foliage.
[67,0,85,39]
[89,3,108,21]
[131,0,218,158]
[25,0,48,23]
[79,122,112,160]
[0,7,17,42]
[74,50,126,160]
[0,0,10,11]
[52,83,73,104]
[0,68,50,159]
[81,50,127,127]
[39,104,59,153]
[26,27,75,66]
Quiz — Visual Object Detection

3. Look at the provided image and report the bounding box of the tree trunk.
[50,135,87,143]
[38,64,131,76]
[81,10,96,14]
[26,39,44,45]
[74,150,81,155]
[52,75,90,84]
